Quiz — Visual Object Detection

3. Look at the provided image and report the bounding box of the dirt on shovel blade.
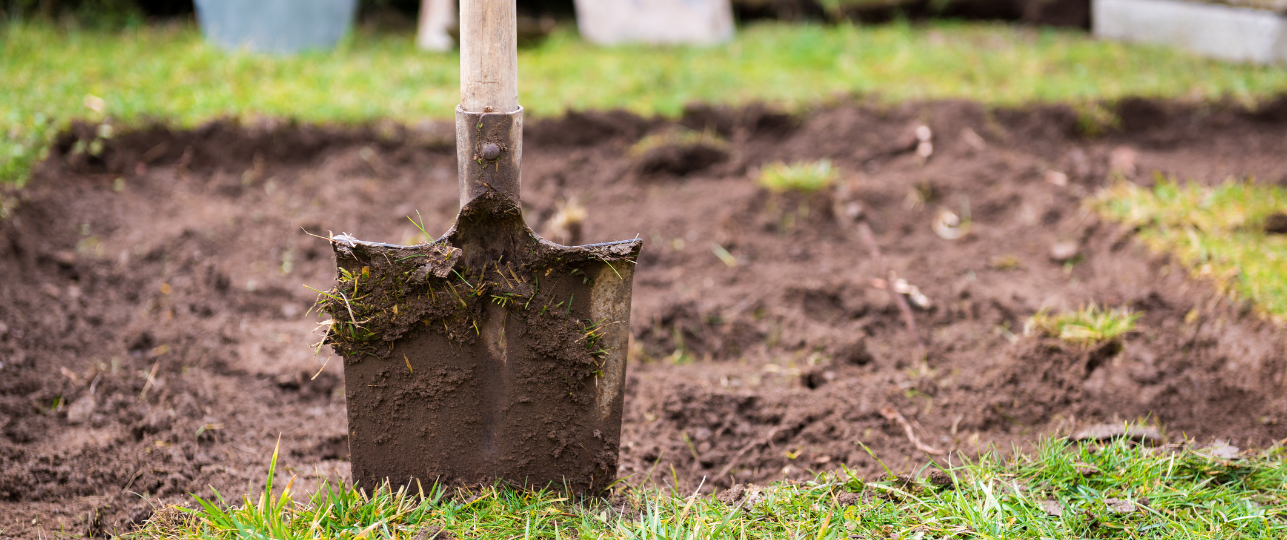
[321,194,639,493]
[0,96,1285,536]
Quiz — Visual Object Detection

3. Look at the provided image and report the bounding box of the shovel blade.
[327,218,639,493]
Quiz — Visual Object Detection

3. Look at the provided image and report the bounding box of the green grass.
[757,159,839,193]
[629,127,728,157]
[6,19,1287,184]
[1096,177,1287,321]
[1026,303,1140,345]
[132,436,1287,539]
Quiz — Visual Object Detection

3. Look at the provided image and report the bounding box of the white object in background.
[1094,0,1287,64]
[573,0,735,46]
[417,0,456,51]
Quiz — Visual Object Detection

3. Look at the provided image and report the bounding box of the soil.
[1,96,1286,537]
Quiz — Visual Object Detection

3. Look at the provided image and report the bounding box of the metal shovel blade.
[322,107,641,493]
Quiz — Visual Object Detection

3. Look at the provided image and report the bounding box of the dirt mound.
[2,97,1286,536]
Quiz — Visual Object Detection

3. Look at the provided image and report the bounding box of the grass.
[130,436,1287,539]
[6,19,1287,184]
[1096,176,1287,321]
[629,127,728,157]
[1026,303,1140,346]
[757,159,839,193]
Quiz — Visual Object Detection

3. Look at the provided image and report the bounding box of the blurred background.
[0,0,1090,29]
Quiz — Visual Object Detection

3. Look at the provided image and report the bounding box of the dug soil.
[2,97,1286,537]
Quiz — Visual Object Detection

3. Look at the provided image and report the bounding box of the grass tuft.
[1026,303,1139,345]
[756,159,838,193]
[1096,176,1287,321]
[629,127,728,157]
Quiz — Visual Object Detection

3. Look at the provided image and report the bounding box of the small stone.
[916,141,933,159]
[835,491,862,506]
[1201,440,1240,460]
[52,251,77,266]
[1049,241,1079,263]
[1045,171,1068,187]
[1264,212,1287,234]
[481,143,502,161]
[413,525,455,540]
[843,201,864,221]
[1109,146,1137,177]
[1072,423,1163,445]
[716,484,746,506]
[1040,499,1063,517]
[66,395,97,425]
[1105,498,1136,514]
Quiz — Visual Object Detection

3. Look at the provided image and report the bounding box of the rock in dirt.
[1201,440,1240,460]
[1049,241,1080,263]
[65,394,97,425]
[413,526,455,540]
[715,484,765,507]
[1104,498,1138,514]
[1040,499,1064,517]
[1109,146,1137,177]
[1045,170,1068,187]
[835,491,862,506]
[715,484,746,506]
[1072,423,1163,445]
[1264,212,1287,234]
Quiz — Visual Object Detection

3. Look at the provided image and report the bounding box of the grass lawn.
[5,19,1287,185]
[133,437,1287,539]
[1097,178,1287,322]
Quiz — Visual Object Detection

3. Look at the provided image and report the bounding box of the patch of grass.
[6,19,1287,184]
[131,436,1287,539]
[1026,303,1140,345]
[629,127,727,157]
[1096,176,1287,321]
[756,159,838,193]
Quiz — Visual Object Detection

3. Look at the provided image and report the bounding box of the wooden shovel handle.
[460,0,519,113]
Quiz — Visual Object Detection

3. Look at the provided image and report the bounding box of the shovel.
[320,0,642,493]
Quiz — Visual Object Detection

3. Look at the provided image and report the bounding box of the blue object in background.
[194,0,359,54]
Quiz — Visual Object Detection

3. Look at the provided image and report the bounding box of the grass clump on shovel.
[313,0,642,495]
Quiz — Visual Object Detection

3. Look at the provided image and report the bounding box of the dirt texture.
[1,97,1286,537]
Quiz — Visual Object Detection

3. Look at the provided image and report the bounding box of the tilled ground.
[1,97,1285,537]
